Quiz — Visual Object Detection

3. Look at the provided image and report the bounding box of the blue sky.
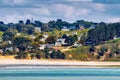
[0,0,120,23]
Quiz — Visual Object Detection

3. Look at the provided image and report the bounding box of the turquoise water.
[0,68,120,80]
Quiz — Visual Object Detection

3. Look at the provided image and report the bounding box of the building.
[30,35,36,39]
[55,39,66,46]
[16,33,21,36]
[5,46,14,52]
[39,44,46,50]
[61,26,70,31]
[79,26,85,30]
[69,26,76,30]
[35,27,41,32]
[72,32,77,35]
[43,34,48,39]
[46,44,55,48]
[0,49,3,53]
[89,25,95,29]
[73,42,82,48]
[78,33,83,41]
[114,35,120,40]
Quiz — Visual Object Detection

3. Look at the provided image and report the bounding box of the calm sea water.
[0,68,120,80]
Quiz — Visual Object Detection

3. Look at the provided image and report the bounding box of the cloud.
[0,0,119,23]
[30,7,51,16]
[13,0,26,4]
[93,0,120,4]
[95,3,105,12]
[48,3,91,22]
[65,0,93,2]
[106,17,120,23]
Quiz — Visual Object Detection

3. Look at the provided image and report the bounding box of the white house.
[55,39,66,46]
[78,33,83,41]
[114,35,120,40]
[35,27,41,32]
[0,49,3,53]
[43,34,48,39]
[72,32,77,35]
[61,26,70,31]
[89,25,95,29]
[46,44,55,48]
[40,38,46,42]
[79,26,85,30]
[73,42,82,48]
[39,44,46,50]
[16,33,21,36]
[5,46,14,52]
[39,34,49,42]
[30,35,36,39]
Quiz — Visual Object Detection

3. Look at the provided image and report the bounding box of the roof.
[69,26,76,30]
[57,39,66,42]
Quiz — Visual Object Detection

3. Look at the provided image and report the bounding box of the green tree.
[89,45,96,53]
[2,31,15,41]
[45,35,57,44]
[13,37,31,51]
[79,33,86,45]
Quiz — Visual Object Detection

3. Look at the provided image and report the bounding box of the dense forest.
[0,19,95,32]
[86,22,120,45]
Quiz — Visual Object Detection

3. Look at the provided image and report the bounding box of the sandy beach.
[0,59,120,68]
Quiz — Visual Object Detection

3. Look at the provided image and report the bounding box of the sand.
[0,59,120,68]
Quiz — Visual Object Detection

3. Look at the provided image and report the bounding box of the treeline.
[86,22,120,45]
[0,19,94,33]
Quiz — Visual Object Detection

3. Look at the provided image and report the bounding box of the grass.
[0,31,3,37]
[64,46,90,60]
[44,29,89,37]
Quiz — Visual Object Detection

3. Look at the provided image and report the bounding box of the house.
[78,33,83,41]
[89,25,95,29]
[79,26,85,30]
[16,33,21,36]
[14,47,19,53]
[40,38,46,42]
[61,26,70,31]
[30,35,36,39]
[46,44,55,48]
[43,34,48,39]
[5,46,14,52]
[72,32,77,35]
[73,42,82,48]
[55,39,66,46]
[35,27,41,32]
[85,41,95,46]
[7,40,12,44]
[69,26,76,30]
[114,35,120,40]
[39,44,46,50]
[40,34,48,42]
[0,49,3,53]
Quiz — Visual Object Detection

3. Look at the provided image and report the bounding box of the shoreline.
[0,59,120,68]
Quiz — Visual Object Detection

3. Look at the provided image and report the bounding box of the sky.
[0,0,120,23]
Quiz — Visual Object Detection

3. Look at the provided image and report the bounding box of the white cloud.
[50,4,90,20]
[0,14,33,23]
[52,4,74,18]
[0,0,119,23]
[13,0,26,4]
[95,3,105,12]
[31,7,51,16]
[66,0,93,2]
[2,0,15,6]
[106,17,120,23]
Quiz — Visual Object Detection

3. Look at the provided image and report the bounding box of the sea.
[0,68,120,80]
